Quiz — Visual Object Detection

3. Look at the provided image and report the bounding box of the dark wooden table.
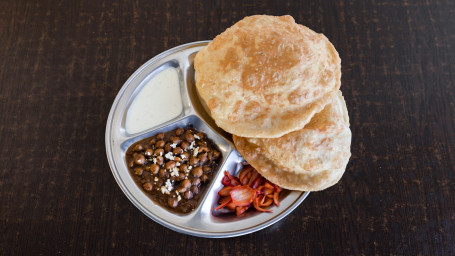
[1,0,454,255]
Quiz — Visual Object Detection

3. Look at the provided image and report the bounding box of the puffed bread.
[233,91,351,191]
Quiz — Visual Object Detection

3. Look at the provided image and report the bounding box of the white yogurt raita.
[125,68,182,134]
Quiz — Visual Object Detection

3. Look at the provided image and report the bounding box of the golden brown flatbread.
[194,15,341,138]
[233,91,351,191]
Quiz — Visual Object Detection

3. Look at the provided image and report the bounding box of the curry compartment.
[124,118,225,214]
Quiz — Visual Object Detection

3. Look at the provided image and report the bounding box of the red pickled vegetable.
[273,192,280,206]
[226,201,236,211]
[215,196,232,211]
[230,185,256,207]
[218,186,235,197]
[253,196,272,212]
[261,197,273,207]
[214,165,285,216]
[236,206,248,216]
[248,171,260,186]
[238,170,248,183]
[250,176,262,189]
[263,182,274,190]
[230,176,241,186]
[273,183,281,193]
[263,187,274,195]
[221,176,231,187]
[221,171,242,187]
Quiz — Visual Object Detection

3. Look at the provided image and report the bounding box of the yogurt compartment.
[125,68,182,134]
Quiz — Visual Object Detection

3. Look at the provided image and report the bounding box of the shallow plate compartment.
[120,115,232,220]
[106,41,310,238]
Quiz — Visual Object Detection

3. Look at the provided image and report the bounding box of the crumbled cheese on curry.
[164,152,174,160]
[170,167,179,177]
[193,147,199,157]
[160,186,169,194]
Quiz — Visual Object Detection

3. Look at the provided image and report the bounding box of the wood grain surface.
[1,0,454,255]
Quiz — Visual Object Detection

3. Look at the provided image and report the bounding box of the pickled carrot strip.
[215,196,232,211]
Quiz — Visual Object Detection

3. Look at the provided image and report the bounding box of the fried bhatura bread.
[233,91,351,191]
[194,15,341,138]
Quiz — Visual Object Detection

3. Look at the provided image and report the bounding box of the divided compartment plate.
[105,41,310,238]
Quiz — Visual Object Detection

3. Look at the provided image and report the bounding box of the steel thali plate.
[105,41,310,238]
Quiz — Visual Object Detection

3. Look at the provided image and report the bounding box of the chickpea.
[177,179,191,193]
[154,148,164,157]
[192,178,201,186]
[149,138,156,146]
[176,186,187,193]
[181,179,192,189]
[178,172,186,181]
[192,167,203,177]
[181,152,190,161]
[184,191,193,200]
[159,169,169,178]
[190,185,199,195]
[165,161,176,170]
[195,132,205,140]
[164,143,172,153]
[143,182,153,191]
[156,133,164,140]
[199,146,209,153]
[168,197,178,208]
[175,128,184,136]
[134,167,143,176]
[155,140,165,148]
[203,166,211,173]
[185,133,195,143]
[134,155,146,165]
[197,141,207,146]
[173,147,183,155]
[144,148,154,157]
[156,156,164,165]
[212,150,221,159]
[174,157,182,163]
[201,174,209,183]
[170,136,181,145]
[179,164,188,172]
[133,144,144,152]
[198,153,208,164]
[181,141,189,150]
[150,164,160,174]
[189,156,199,166]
